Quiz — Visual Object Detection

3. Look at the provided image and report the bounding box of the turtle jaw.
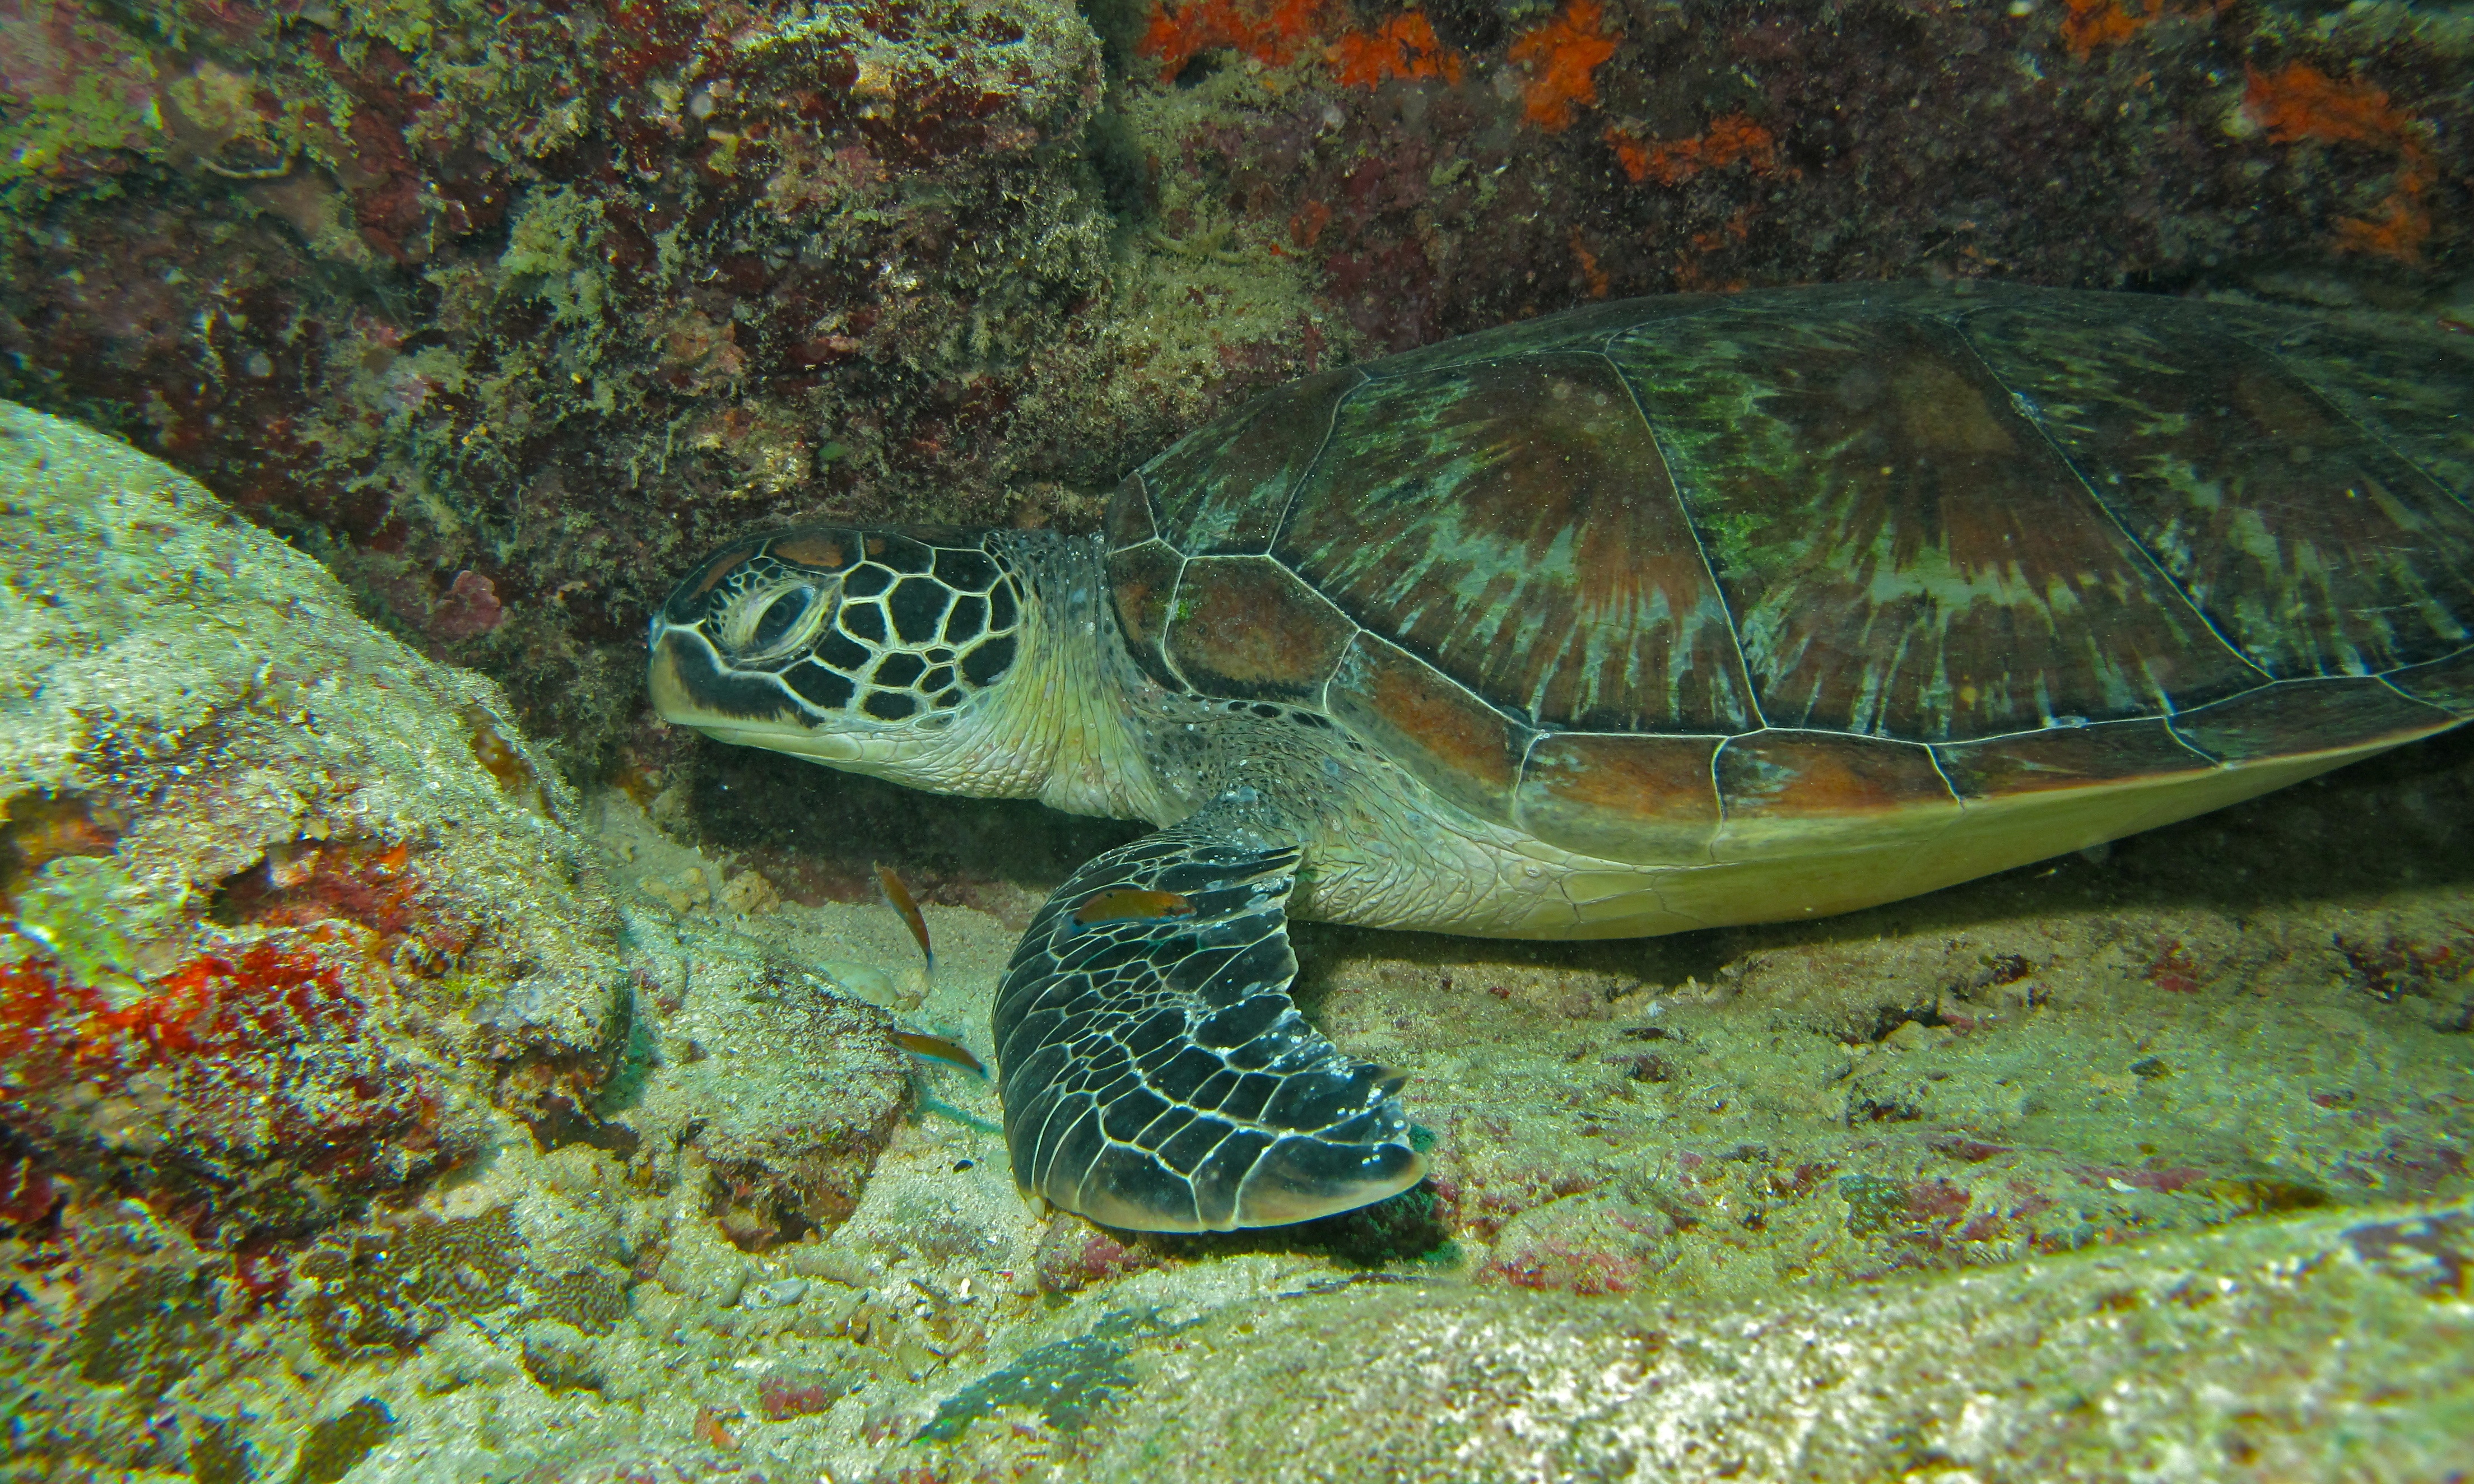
[647,625,867,765]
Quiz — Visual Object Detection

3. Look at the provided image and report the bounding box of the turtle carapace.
[649,282,2474,1233]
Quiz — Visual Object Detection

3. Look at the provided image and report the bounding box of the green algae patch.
[10,855,171,1002]
[290,1398,394,1484]
[74,1266,221,1402]
[0,7,161,197]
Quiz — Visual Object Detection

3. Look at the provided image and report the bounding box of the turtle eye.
[751,587,813,649]
[724,580,827,659]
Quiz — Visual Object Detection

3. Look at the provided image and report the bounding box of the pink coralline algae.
[431,570,508,641]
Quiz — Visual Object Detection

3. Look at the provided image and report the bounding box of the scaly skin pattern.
[957,534,1654,938]
[651,527,1500,1227]
[987,798,1424,1231]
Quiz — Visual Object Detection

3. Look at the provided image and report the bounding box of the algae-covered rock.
[628,941,912,1252]
[0,399,629,1240]
[1065,1199,2474,1481]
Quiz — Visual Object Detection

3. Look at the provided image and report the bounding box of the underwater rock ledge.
[1,398,638,1243]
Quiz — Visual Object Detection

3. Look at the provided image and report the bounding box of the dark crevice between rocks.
[526,980,653,1156]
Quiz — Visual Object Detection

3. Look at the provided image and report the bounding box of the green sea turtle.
[648,282,2473,1232]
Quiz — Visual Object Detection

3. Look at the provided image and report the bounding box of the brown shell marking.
[1276,355,1757,732]
[1111,285,2470,901]
[1108,538,1187,691]
[1106,472,1158,548]
[1162,555,1356,701]
[1961,305,2474,685]
[1512,732,1723,862]
[1615,310,2268,741]
[2171,676,2458,764]
[1145,367,1362,555]
[1931,718,2215,800]
[1326,634,1527,826]
[1710,731,1961,859]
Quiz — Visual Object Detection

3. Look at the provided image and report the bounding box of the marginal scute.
[2171,678,2457,765]
[1327,634,1524,827]
[1146,367,1364,556]
[1513,732,1723,863]
[1713,731,1959,858]
[2387,645,2474,718]
[1163,556,1356,703]
[1107,539,1187,692]
[1277,354,1755,732]
[1932,719,2214,799]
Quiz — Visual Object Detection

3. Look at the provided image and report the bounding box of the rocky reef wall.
[0,0,2466,776]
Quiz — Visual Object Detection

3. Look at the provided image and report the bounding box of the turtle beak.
[644,622,707,723]
[648,625,796,736]
[646,623,867,762]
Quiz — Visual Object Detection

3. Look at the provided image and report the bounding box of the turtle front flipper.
[992,803,1425,1232]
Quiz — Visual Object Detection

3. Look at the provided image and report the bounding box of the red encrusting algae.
[0,939,360,1095]
[1606,113,1782,186]
[2243,61,2436,263]
[1327,13,1462,89]
[2059,0,2165,60]
[1137,0,1333,81]
[1507,0,1621,132]
[1137,0,1463,90]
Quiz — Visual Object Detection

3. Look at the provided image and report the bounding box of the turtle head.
[648,525,1035,792]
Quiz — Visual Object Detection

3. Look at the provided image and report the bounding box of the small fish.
[894,1029,985,1077]
[875,862,933,970]
[916,1091,1003,1134]
[1072,887,1198,926]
